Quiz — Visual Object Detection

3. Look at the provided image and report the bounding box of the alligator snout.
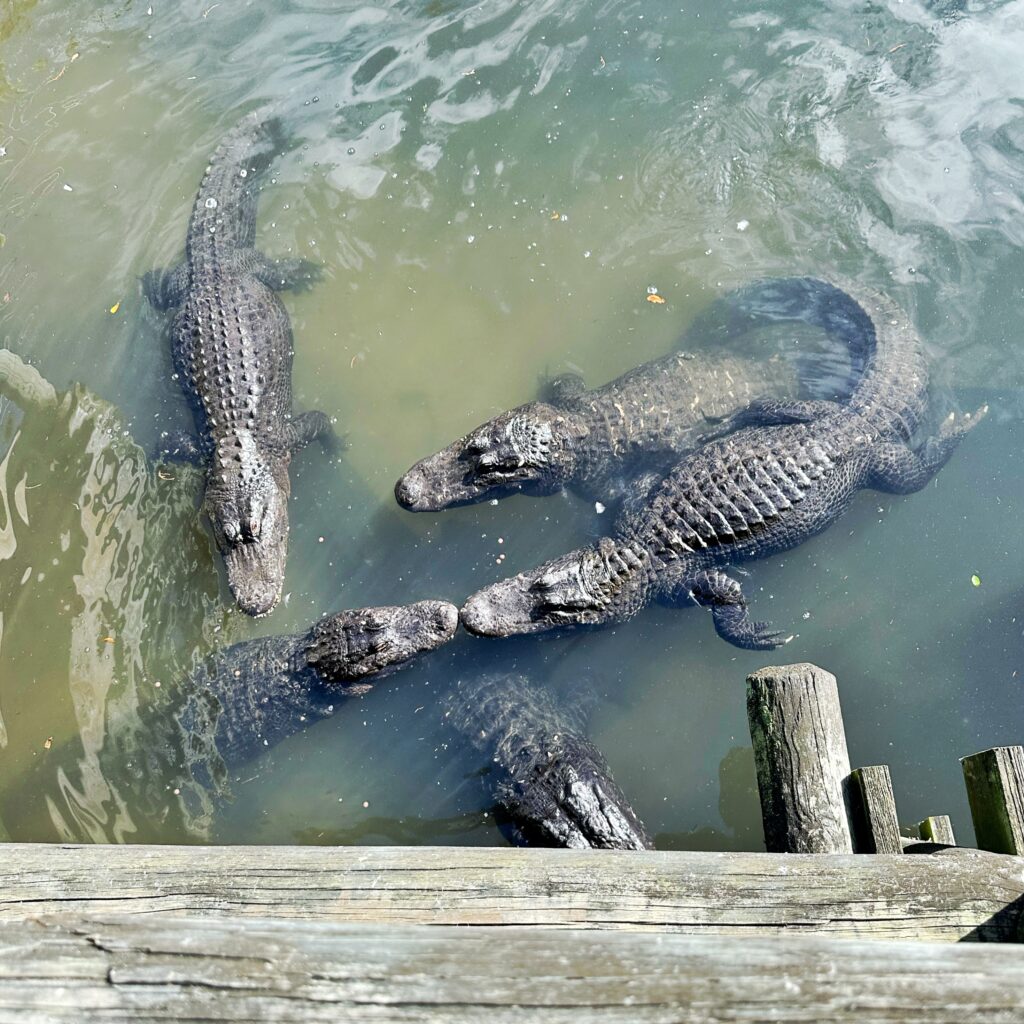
[461,574,542,637]
[394,448,477,512]
[394,467,428,511]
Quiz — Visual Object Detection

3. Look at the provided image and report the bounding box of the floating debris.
[971,574,982,587]
[108,301,120,315]
[646,293,666,305]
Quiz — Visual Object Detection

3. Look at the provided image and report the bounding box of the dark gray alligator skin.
[144,112,334,616]
[444,672,652,850]
[395,276,871,513]
[181,600,458,774]
[461,279,987,649]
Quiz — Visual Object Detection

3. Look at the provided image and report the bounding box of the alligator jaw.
[222,535,287,618]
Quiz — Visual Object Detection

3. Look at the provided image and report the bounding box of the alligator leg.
[866,406,987,494]
[674,569,793,650]
[141,263,189,311]
[251,254,324,292]
[703,398,843,433]
[281,410,339,455]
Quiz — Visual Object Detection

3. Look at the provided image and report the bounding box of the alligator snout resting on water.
[144,112,334,616]
[461,279,987,648]
[443,672,652,849]
[395,276,869,513]
[182,600,458,773]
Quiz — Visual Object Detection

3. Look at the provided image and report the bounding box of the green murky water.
[1,0,1023,847]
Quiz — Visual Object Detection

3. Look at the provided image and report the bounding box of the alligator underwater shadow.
[459,279,988,649]
[143,111,336,618]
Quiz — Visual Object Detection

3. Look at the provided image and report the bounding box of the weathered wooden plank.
[746,663,854,853]
[849,765,902,854]
[1,844,1021,942]
[1,916,1023,1023]
[962,746,1024,855]
[919,815,956,847]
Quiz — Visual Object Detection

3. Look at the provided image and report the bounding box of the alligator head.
[460,538,647,637]
[504,743,653,849]
[395,402,585,512]
[304,599,459,686]
[445,672,652,850]
[204,438,291,617]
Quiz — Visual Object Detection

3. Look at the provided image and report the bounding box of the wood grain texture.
[746,663,854,853]
[849,765,902,854]
[919,815,956,847]
[963,746,1024,855]
[1,915,1023,1023]
[1,844,1022,942]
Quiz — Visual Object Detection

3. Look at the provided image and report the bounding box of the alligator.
[395,276,871,513]
[182,600,458,776]
[443,672,652,849]
[461,278,987,648]
[144,112,334,616]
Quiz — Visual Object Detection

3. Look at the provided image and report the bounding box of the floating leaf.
[43,737,53,750]
[646,293,666,305]
[971,574,982,587]
[102,635,115,644]
[109,301,120,314]
[550,211,560,220]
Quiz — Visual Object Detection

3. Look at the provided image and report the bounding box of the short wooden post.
[848,765,902,854]
[746,663,853,854]
[918,816,956,847]
[961,746,1024,855]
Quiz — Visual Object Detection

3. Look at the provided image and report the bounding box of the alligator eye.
[248,516,261,539]
[464,434,492,455]
[223,522,240,543]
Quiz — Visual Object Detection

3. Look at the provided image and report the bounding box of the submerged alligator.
[182,600,458,780]
[461,279,987,648]
[444,672,652,849]
[396,277,868,513]
[144,112,334,616]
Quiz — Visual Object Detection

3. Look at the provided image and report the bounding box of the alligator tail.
[186,109,288,253]
[686,276,928,439]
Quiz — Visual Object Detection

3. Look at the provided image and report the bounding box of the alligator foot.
[702,397,842,438]
[685,569,792,650]
[141,263,189,311]
[254,255,324,292]
[282,410,340,456]
[867,405,988,495]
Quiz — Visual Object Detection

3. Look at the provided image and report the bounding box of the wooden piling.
[746,663,853,854]
[848,765,902,854]
[918,816,956,847]
[962,746,1024,855]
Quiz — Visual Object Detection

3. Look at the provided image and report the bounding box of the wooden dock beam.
[962,746,1024,855]
[2,917,1024,1022]
[746,663,854,853]
[848,765,903,854]
[918,815,956,847]
[2,843,1021,943]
